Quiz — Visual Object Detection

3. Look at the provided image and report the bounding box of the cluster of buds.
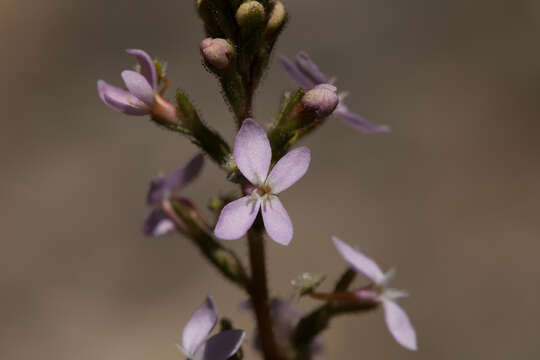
[96,1,416,360]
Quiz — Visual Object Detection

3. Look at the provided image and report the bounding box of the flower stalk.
[247,220,284,360]
[169,199,249,289]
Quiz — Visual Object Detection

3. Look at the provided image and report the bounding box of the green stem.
[292,301,377,360]
[166,200,249,289]
[247,220,284,360]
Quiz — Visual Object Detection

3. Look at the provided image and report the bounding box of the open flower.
[279,51,389,133]
[332,236,417,350]
[214,119,311,245]
[98,49,177,124]
[177,296,245,360]
[142,154,204,236]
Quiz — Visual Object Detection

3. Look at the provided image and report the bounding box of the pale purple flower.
[241,298,325,358]
[332,236,417,351]
[142,154,204,236]
[177,296,245,360]
[214,119,311,245]
[98,49,158,115]
[279,51,389,133]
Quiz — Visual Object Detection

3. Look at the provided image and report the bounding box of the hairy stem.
[247,220,284,360]
[166,200,249,289]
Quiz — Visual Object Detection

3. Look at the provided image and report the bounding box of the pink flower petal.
[214,196,261,240]
[142,209,175,236]
[234,119,271,186]
[147,153,204,205]
[194,330,245,360]
[97,80,149,115]
[126,48,158,90]
[331,236,385,283]
[261,196,293,245]
[382,299,417,351]
[278,55,316,90]
[121,70,155,106]
[182,296,217,355]
[266,146,311,194]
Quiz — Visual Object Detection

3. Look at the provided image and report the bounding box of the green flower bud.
[266,1,286,33]
[235,1,265,27]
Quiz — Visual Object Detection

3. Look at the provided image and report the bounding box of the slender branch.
[247,220,284,360]
[164,200,249,289]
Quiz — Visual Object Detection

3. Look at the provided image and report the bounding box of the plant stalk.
[247,221,284,360]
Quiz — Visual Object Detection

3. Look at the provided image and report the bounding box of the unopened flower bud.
[301,83,339,118]
[200,38,234,70]
[235,1,265,27]
[266,1,286,33]
[151,94,178,125]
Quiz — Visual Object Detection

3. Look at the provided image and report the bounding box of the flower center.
[255,184,272,197]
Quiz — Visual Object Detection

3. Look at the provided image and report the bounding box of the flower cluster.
[97,1,417,359]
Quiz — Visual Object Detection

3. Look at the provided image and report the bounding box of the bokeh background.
[2,0,540,359]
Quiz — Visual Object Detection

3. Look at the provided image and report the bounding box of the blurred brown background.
[1,0,539,359]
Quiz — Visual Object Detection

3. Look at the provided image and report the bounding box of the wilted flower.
[332,236,417,350]
[242,298,325,358]
[280,51,389,133]
[214,119,310,245]
[98,49,177,124]
[142,154,204,236]
[178,296,245,360]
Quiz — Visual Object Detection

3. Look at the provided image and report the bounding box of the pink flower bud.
[301,83,339,118]
[200,38,234,70]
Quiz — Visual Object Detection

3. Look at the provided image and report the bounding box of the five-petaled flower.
[178,296,245,360]
[98,49,177,124]
[332,236,417,351]
[142,153,204,237]
[214,118,311,245]
[280,51,389,133]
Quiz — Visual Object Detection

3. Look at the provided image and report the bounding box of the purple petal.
[126,49,158,90]
[261,196,293,245]
[278,55,316,90]
[121,70,155,106]
[142,208,175,236]
[182,296,218,355]
[195,330,245,360]
[146,176,167,205]
[97,80,150,115]
[382,299,417,351]
[147,154,204,205]
[214,196,261,240]
[234,119,271,186]
[335,104,390,133]
[295,51,329,84]
[266,146,311,194]
[331,236,385,283]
